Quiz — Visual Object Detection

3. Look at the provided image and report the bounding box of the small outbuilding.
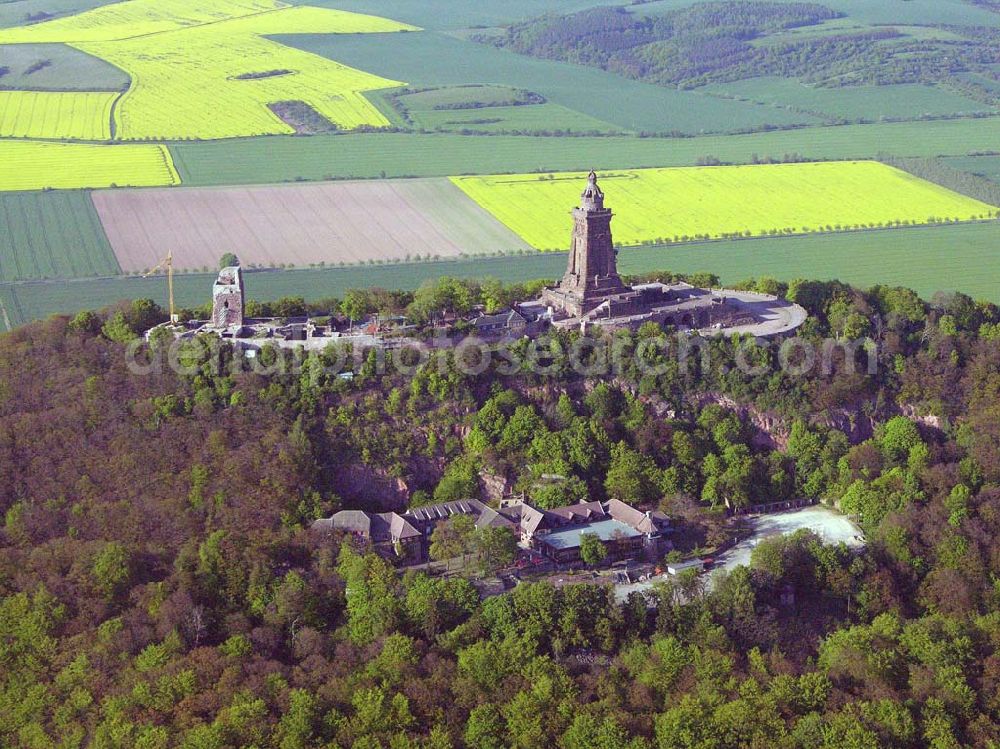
[665,558,705,575]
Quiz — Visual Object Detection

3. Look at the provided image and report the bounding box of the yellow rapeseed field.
[79,8,413,140]
[0,0,286,43]
[0,141,180,191]
[0,0,417,140]
[451,161,999,250]
[0,91,115,140]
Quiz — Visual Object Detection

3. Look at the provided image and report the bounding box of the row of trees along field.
[8,271,1000,746]
[878,154,1000,208]
[486,2,1000,91]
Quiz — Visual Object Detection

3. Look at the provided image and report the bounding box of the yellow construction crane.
[143,250,178,323]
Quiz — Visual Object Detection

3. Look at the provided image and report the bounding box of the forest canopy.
[4,272,1000,746]
[484,1,1000,90]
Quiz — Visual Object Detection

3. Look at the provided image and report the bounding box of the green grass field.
[451,162,997,250]
[0,43,129,91]
[0,192,119,282]
[395,84,624,134]
[301,0,1000,30]
[292,0,635,31]
[398,86,534,109]
[410,103,622,134]
[749,19,968,46]
[746,16,867,43]
[701,78,994,122]
[944,156,1000,183]
[0,0,118,28]
[811,0,1000,26]
[169,118,1000,186]
[3,222,999,330]
[276,29,822,134]
[958,72,1000,97]
[634,0,1000,27]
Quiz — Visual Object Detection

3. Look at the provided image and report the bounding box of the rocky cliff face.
[681,391,947,450]
[336,464,410,511]
[683,391,885,449]
[336,456,445,511]
[478,469,512,502]
[570,378,884,450]
[898,403,946,431]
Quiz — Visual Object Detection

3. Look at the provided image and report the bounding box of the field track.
[92,179,532,272]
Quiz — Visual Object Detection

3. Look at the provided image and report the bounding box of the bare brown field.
[92,178,532,273]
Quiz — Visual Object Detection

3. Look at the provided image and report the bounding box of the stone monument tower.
[212,265,244,329]
[543,171,630,316]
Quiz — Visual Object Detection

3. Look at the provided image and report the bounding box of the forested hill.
[483,1,1000,89]
[6,274,1000,746]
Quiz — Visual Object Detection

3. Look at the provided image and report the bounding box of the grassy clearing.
[749,19,968,46]
[701,78,995,122]
[277,29,823,134]
[0,141,179,191]
[0,90,114,139]
[745,17,865,44]
[451,162,997,250]
[4,222,1000,329]
[0,0,417,140]
[0,191,119,282]
[0,43,129,91]
[170,118,1000,187]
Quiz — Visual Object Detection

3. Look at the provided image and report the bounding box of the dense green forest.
[5,272,1000,747]
[485,1,1000,92]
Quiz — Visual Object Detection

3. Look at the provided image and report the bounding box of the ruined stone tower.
[542,171,630,316]
[212,265,244,329]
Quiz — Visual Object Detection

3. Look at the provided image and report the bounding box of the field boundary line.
[0,291,11,331]
[108,88,126,139]
[0,284,23,330]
